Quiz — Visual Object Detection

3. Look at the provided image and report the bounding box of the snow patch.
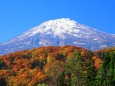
[100,45,107,48]
[93,39,98,40]
[39,41,42,44]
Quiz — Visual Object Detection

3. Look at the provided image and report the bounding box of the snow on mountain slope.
[0,18,115,55]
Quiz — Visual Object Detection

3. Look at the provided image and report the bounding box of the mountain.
[0,18,115,55]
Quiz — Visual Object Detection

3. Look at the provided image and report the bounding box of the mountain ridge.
[0,18,115,55]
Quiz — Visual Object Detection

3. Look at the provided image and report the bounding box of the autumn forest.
[0,45,115,86]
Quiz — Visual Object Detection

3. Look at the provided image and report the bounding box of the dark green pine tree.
[108,50,115,86]
[65,51,96,86]
[96,53,110,86]
[96,50,115,86]
[85,56,97,86]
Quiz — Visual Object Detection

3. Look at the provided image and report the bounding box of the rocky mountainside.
[0,18,115,55]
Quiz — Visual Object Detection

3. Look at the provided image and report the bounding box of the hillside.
[0,46,115,86]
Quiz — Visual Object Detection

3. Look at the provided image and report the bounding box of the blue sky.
[0,0,115,43]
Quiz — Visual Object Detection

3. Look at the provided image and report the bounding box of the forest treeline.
[0,45,115,86]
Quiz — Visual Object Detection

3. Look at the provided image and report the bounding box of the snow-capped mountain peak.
[17,18,95,39]
[0,18,115,55]
[21,18,79,37]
